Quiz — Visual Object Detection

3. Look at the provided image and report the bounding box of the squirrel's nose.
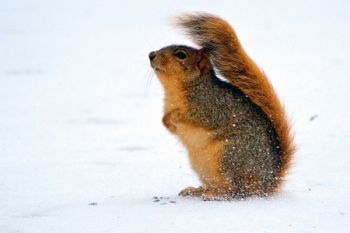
[149,51,156,61]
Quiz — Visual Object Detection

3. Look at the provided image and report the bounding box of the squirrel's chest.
[163,92,187,114]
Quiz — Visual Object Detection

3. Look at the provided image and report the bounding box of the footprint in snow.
[153,196,176,205]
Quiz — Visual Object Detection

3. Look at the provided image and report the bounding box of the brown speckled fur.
[186,73,282,197]
[149,13,295,200]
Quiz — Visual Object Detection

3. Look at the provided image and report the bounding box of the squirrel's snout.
[149,51,156,61]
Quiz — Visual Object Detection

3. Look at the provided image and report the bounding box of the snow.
[1,0,350,232]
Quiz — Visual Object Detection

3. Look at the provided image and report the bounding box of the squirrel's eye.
[174,51,187,59]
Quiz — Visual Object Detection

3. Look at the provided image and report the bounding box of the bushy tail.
[175,13,295,191]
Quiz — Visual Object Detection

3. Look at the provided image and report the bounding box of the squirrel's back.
[175,13,295,192]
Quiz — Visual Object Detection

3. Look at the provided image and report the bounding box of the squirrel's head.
[149,45,212,89]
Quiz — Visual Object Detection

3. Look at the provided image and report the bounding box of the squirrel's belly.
[175,123,227,188]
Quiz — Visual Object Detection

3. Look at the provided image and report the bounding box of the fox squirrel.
[148,13,295,200]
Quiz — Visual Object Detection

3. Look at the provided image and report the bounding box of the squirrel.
[148,13,295,200]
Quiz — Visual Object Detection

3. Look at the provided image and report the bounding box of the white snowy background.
[1,0,350,232]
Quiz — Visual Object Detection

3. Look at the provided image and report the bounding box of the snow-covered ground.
[1,0,350,232]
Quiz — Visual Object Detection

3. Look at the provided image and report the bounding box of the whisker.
[142,70,154,96]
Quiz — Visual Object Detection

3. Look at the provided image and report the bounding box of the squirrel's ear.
[197,48,211,73]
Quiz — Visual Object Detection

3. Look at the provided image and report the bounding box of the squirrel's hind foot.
[178,186,205,197]
[179,186,235,201]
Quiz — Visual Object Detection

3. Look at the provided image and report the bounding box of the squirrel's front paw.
[162,109,182,133]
